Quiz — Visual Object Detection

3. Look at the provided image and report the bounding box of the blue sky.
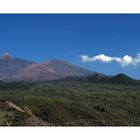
[0,14,140,79]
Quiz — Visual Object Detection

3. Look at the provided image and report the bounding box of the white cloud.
[81,53,140,67]
[133,53,140,66]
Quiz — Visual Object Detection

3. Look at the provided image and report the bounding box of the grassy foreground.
[0,82,140,126]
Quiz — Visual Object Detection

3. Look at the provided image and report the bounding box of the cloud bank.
[81,53,140,67]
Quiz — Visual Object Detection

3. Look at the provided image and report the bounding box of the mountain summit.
[0,54,35,80]
[0,54,94,81]
[0,53,13,60]
[17,60,94,81]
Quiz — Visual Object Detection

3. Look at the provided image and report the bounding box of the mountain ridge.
[0,53,139,83]
[57,73,140,85]
[0,53,94,81]
[0,53,36,80]
[16,60,94,81]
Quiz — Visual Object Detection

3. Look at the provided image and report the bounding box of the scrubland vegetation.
[0,81,140,126]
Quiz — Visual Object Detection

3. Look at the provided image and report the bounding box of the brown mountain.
[0,54,94,81]
[0,53,35,80]
[17,60,94,81]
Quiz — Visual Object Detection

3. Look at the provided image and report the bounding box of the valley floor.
[0,82,140,126]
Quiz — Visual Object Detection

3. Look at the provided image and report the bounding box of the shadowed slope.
[0,53,35,80]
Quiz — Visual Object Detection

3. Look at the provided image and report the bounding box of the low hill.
[58,73,140,85]
[109,74,139,85]
[80,73,140,85]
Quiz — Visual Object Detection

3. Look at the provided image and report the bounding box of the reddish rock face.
[0,54,94,82]
[17,60,94,81]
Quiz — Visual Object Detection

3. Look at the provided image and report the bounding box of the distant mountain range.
[0,53,94,81]
[0,53,139,85]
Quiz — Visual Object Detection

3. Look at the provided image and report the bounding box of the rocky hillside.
[16,60,94,81]
[0,53,35,80]
[0,53,94,81]
[0,99,50,126]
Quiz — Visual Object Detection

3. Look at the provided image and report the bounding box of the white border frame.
[0,0,140,13]
[0,0,140,140]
